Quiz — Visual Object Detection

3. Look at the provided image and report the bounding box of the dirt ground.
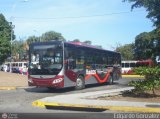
[98,89,160,103]
[0,71,28,87]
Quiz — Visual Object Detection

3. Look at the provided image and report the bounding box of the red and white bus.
[11,62,28,75]
[28,41,121,89]
[122,59,153,74]
[1,61,28,74]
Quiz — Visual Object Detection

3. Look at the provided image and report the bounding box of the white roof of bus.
[122,61,137,63]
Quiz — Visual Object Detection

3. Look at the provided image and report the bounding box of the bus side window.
[122,63,125,68]
[68,58,76,69]
[65,48,76,70]
[19,63,22,67]
[76,56,85,69]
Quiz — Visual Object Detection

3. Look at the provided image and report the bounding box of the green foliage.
[129,80,145,93]
[41,31,65,41]
[123,0,160,28]
[152,29,160,60]
[0,14,13,64]
[26,31,66,45]
[129,79,160,95]
[94,45,102,49]
[12,40,27,61]
[134,32,153,60]
[133,66,160,79]
[133,30,160,61]
[73,39,80,42]
[83,40,92,45]
[26,36,40,45]
[115,43,134,60]
[129,66,160,95]
[123,0,160,61]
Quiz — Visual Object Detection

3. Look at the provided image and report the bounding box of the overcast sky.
[0,0,154,50]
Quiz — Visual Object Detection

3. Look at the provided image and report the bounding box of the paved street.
[0,78,137,114]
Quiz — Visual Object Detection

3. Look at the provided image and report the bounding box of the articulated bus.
[122,59,153,74]
[28,41,121,89]
[11,62,28,74]
[1,61,28,74]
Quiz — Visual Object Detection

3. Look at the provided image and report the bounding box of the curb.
[32,100,160,113]
[0,87,16,90]
[122,75,144,78]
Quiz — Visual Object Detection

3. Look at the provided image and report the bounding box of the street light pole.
[9,22,15,72]
[9,0,28,72]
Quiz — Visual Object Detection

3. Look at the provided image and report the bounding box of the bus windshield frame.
[29,42,63,75]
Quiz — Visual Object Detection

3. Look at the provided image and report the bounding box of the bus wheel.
[108,75,113,85]
[75,76,85,90]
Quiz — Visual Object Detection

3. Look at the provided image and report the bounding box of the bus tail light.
[52,78,63,84]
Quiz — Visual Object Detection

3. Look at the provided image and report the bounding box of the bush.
[129,66,160,96]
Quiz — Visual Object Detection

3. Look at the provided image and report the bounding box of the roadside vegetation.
[122,0,160,98]
[98,66,160,102]
[129,66,160,97]
[117,0,160,61]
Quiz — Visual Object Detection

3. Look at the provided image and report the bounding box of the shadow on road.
[146,104,160,108]
[24,82,119,94]
[24,87,74,93]
[45,105,107,112]
[24,77,141,94]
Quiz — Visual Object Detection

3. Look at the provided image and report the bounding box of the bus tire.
[108,75,113,85]
[75,76,85,90]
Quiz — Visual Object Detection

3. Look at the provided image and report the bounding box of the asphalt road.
[0,78,139,119]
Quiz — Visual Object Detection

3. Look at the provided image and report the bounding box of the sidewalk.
[32,87,160,113]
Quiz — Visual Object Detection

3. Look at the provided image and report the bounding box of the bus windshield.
[29,44,63,75]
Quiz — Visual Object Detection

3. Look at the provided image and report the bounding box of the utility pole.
[8,0,28,72]
[9,22,15,72]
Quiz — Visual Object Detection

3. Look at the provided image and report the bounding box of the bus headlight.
[52,78,63,84]
[28,78,33,83]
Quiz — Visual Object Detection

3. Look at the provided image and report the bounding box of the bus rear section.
[122,59,154,75]
[121,61,137,74]
[28,41,121,89]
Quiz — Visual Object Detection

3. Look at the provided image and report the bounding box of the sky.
[0,0,154,50]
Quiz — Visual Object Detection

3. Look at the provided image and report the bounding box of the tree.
[134,32,153,60]
[134,31,160,61]
[94,45,103,49]
[124,0,160,61]
[123,0,160,28]
[41,31,65,41]
[0,14,14,64]
[26,36,40,45]
[12,40,27,61]
[151,29,160,61]
[83,40,92,45]
[72,39,80,42]
[116,43,134,60]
